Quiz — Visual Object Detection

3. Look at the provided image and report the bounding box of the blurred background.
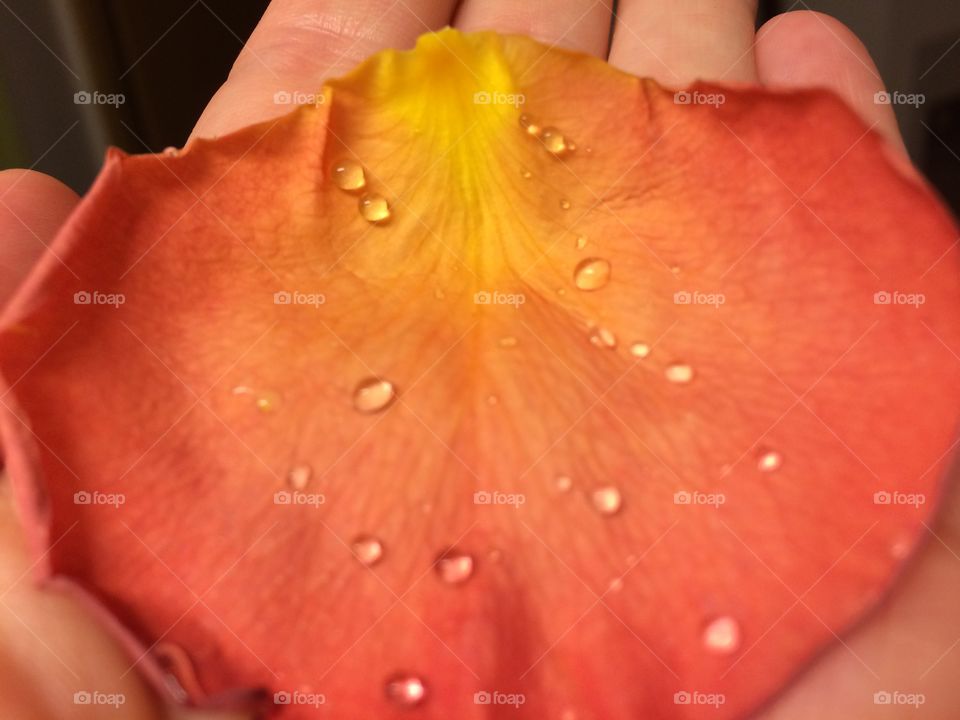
[0,0,958,211]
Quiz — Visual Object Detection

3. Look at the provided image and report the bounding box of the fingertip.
[0,170,80,305]
[756,10,908,156]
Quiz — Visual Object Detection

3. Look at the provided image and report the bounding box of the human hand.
[2,2,955,719]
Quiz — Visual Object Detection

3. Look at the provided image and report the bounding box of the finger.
[192,0,459,140]
[454,0,613,57]
[0,170,79,306]
[755,11,907,156]
[608,0,759,85]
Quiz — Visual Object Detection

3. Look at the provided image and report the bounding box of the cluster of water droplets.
[332,159,391,224]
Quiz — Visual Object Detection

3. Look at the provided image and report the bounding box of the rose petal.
[2,29,959,719]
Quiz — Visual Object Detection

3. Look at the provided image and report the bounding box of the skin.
[1,1,958,717]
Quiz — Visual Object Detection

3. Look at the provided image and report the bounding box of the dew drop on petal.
[385,674,426,708]
[559,198,571,210]
[702,616,741,654]
[566,140,578,153]
[287,464,312,490]
[757,448,783,473]
[486,394,499,406]
[607,577,624,593]
[592,486,622,516]
[352,535,385,566]
[232,385,281,413]
[555,475,573,493]
[665,363,695,384]
[519,113,542,137]
[353,378,396,413]
[332,159,366,191]
[255,391,282,412]
[435,549,474,584]
[575,234,587,250]
[162,146,179,158]
[589,326,617,349]
[574,257,611,291]
[541,127,568,154]
[521,168,532,179]
[359,193,390,223]
[630,342,651,359]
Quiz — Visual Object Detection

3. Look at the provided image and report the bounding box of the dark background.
[0,0,958,212]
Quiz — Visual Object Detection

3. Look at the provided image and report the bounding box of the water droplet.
[589,326,617,349]
[757,448,782,472]
[435,549,474,584]
[519,114,542,137]
[671,265,681,276]
[607,577,624,593]
[287,464,312,490]
[541,127,568,155]
[232,385,281,413]
[521,168,532,179]
[498,336,518,348]
[665,363,694,384]
[566,140,578,153]
[702,616,741,654]
[359,193,390,223]
[630,342,651,359]
[592,486,622,516]
[488,548,503,563]
[890,534,912,559]
[575,235,587,250]
[559,198,571,210]
[352,535,384,566]
[573,257,611,291]
[162,146,179,158]
[486,394,499,406]
[385,674,426,708]
[332,160,365,191]
[555,475,572,493]
[353,378,396,413]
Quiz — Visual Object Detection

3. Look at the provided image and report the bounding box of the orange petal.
[2,29,960,719]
